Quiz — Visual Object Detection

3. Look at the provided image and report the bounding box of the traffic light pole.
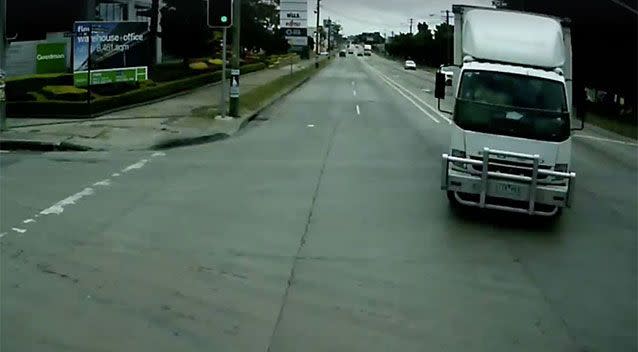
[228,0,241,117]
[0,0,7,131]
[219,27,227,120]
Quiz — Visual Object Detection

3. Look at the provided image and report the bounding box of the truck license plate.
[496,183,522,197]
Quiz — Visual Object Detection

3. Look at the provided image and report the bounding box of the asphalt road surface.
[1,54,636,352]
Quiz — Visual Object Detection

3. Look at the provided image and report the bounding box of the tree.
[493,0,637,115]
[160,0,214,65]
[239,0,289,54]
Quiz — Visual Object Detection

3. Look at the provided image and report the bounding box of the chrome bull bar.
[441,147,576,215]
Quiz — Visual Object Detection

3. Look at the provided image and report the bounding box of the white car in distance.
[404,60,417,70]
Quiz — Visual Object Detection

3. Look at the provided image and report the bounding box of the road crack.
[265,109,343,352]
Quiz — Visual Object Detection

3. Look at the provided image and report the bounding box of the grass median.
[239,58,331,115]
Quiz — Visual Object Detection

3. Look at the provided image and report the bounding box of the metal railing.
[442,147,576,214]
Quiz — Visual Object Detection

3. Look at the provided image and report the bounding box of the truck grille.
[470,156,551,179]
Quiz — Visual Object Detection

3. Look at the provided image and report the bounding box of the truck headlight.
[451,149,467,170]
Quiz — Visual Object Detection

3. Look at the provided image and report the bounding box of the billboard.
[36,43,67,74]
[280,0,308,48]
[73,21,150,86]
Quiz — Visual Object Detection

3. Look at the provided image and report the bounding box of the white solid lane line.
[376,73,440,123]
[574,134,638,147]
[356,105,361,116]
[368,64,453,124]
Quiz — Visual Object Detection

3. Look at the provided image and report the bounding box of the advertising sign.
[36,43,67,74]
[280,0,308,48]
[287,37,308,46]
[73,21,150,86]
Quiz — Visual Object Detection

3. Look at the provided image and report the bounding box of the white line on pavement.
[356,105,361,116]
[152,152,166,157]
[574,134,638,147]
[40,188,95,215]
[353,90,357,97]
[307,124,315,128]
[93,179,111,187]
[122,159,149,173]
[374,71,440,123]
[368,64,452,124]
[1,152,166,242]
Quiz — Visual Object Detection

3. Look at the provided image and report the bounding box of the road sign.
[281,28,307,37]
[207,0,233,28]
[230,69,240,98]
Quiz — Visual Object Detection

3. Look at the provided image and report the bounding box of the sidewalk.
[0,58,321,151]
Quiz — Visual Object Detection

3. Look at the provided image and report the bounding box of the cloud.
[306,0,493,35]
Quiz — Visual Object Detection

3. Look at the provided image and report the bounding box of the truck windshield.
[455,70,570,142]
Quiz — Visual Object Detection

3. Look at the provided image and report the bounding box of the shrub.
[41,85,88,101]
[90,82,140,96]
[189,62,209,71]
[6,73,73,100]
[8,62,267,118]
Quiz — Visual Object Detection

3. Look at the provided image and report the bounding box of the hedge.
[7,63,268,118]
[6,73,73,101]
[41,85,88,102]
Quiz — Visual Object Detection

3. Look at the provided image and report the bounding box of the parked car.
[404,60,417,70]
[339,50,347,57]
[320,51,329,56]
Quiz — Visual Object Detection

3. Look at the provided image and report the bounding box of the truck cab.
[436,6,581,217]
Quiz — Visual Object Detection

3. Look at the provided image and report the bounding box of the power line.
[608,0,638,15]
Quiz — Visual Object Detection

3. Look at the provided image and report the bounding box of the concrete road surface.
[1,54,636,352]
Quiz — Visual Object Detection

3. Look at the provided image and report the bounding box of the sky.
[305,0,494,36]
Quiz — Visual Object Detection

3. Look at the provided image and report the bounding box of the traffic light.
[207,0,233,28]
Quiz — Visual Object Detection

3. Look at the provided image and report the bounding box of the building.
[5,0,159,77]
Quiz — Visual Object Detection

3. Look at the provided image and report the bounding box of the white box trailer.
[436,5,580,217]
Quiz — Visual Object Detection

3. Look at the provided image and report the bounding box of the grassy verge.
[239,59,331,115]
[583,113,638,140]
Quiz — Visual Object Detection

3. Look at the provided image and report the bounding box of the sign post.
[207,0,233,120]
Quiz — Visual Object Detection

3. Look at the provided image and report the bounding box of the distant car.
[320,51,329,56]
[339,50,346,57]
[348,50,354,54]
[404,60,417,70]
[357,52,364,56]
[441,69,453,85]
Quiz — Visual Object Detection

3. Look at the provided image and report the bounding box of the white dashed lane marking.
[1,153,164,241]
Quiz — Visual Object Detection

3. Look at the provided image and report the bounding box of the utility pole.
[409,18,414,35]
[229,0,241,117]
[315,0,320,68]
[327,18,331,55]
[0,0,7,131]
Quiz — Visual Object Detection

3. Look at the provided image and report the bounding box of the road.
[1,54,636,352]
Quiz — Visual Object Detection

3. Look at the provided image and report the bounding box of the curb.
[239,76,314,131]
[151,132,230,150]
[0,139,95,152]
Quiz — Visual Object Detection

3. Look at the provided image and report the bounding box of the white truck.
[435,5,582,217]
[363,44,372,56]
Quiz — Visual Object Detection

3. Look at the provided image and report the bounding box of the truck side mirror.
[435,72,446,99]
